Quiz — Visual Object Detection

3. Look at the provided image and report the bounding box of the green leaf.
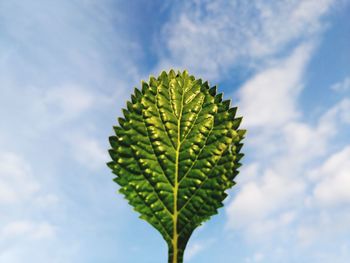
[107,70,245,263]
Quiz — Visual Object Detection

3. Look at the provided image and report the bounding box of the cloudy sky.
[1,0,350,262]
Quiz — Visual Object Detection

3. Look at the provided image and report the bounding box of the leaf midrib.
[172,78,185,263]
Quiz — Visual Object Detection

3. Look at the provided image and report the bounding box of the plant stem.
[168,245,184,263]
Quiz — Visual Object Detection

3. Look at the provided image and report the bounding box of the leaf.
[107,70,245,263]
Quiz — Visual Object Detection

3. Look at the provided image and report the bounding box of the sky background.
[1,0,350,262]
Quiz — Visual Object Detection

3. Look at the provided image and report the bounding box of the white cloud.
[245,252,265,262]
[157,0,335,78]
[0,152,39,204]
[185,243,204,261]
[1,221,55,240]
[227,95,350,240]
[43,85,94,121]
[185,239,215,262]
[227,169,303,230]
[0,151,60,227]
[0,0,141,86]
[34,194,60,208]
[237,43,313,128]
[296,209,350,247]
[310,146,350,206]
[280,98,350,165]
[235,162,260,185]
[0,219,61,263]
[226,43,350,250]
[0,1,145,263]
[320,98,350,125]
[65,133,108,170]
[0,152,59,261]
[0,0,141,138]
[331,76,350,92]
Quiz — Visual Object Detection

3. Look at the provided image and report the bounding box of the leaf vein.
[131,184,173,240]
[129,145,174,215]
[180,95,206,143]
[178,144,231,215]
[178,116,215,185]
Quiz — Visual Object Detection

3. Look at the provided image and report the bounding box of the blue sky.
[1,0,350,262]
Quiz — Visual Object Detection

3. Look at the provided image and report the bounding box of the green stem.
[168,244,184,263]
